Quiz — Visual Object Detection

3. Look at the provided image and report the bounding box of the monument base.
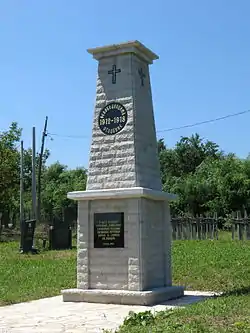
[61,286,184,306]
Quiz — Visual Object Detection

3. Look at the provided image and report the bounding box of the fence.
[171,212,250,240]
[226,211,250,241]
[171,215,219,240]
[1,210,250,242]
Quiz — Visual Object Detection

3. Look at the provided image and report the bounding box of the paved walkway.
[0,291,217,333]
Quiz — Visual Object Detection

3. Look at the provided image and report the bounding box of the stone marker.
[48,216,72,251]
[61,40,184,305]
[20,219,37,254]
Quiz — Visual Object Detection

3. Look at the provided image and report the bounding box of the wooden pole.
[32,127,37,220]
[19,140,24,250]
[37,116,48,223]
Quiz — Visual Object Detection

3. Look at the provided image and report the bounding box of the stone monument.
[61,40,184,305]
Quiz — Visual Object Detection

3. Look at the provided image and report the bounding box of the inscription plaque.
[94,212,124,248]
[98,102,128,135]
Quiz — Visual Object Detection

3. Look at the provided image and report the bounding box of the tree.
[0,123,21,213]
[2,121,250,227]
[0,122,87,227]
[160,133,222,180]
[22,148,49,192]
[159,135,250,217]
[41,162,87,220]
[157,138,166,153]
[21,147,50,216]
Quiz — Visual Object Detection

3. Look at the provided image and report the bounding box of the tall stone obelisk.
[86,41,162,191]
[62,41,184,305]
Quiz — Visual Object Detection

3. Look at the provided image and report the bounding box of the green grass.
[1,234,250,332]
[173,239,250,292]
[112,237,250,333]
[110,294,250,332]
[0,241,76,305]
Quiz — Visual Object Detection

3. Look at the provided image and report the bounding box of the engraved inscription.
[138,67,146,86]
[108,65,121,84]
[98,102,128,135]
[94,212,124,248]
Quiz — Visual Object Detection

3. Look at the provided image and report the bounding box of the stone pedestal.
[61,41,184,305]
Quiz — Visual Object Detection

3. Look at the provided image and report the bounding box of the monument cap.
[87,40,159,64]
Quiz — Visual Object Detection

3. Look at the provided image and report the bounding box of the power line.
[157,109,250,133]
[47,108,250,139]
[48,132,89,139]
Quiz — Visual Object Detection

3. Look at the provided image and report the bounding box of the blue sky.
[1,0,250,169]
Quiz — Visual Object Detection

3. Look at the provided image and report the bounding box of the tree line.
[159,133,250,216]
[1,122,250,226]
[0,123,86,227]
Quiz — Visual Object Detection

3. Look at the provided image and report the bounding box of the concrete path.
[0,291,217,333]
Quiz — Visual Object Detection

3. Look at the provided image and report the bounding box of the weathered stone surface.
[86,42,161,191]
[64,41,184,305]
[62,286,185,305]
[74,194,179,293]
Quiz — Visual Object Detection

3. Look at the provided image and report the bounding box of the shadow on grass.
[157,291,218,308]
[38,245,77,252]
[157,286,250,309]
[222,285,250,297]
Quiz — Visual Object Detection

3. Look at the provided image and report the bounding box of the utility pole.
[32,127,37,220]
[20,140,24,251]
[37,116,48,223]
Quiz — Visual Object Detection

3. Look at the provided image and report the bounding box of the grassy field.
[113,237,250,333]
[0,235,250,332]
[109,294,250,333]
[0,241,76,305]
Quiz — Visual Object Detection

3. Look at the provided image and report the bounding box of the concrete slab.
[0,291,219,333]
[62,286,185,305]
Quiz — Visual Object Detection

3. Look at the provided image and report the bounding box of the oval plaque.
[98,102,128,135]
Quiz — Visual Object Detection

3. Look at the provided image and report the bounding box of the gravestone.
[20,219,36,253]
[49,215,72,250]
[62,40,184,305]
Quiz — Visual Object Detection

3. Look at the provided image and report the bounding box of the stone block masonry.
[62,41,184,305]
[87,42,161,191]
[76,196,173,293]
[77,198,141,291]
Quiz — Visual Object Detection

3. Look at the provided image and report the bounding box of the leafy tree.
[2,121,250,228]
[160,135,250,216]
[157,138,166,153]
[22,148,50,192]
[0,123,21,213]
[41,162,87,219]
[160,133,222,180]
